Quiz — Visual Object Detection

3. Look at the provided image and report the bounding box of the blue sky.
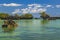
[0,0,60,18]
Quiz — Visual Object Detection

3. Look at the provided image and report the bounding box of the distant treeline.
[0,13,33,20]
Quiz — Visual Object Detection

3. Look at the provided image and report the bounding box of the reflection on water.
[0,19,60,40]
[2,26,16,33]
[41,20,49,25]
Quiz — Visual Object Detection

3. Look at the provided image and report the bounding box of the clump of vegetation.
[0,13,9,19]
[40,12,50,19]
[20,14,33,19]
[0,13,33,20]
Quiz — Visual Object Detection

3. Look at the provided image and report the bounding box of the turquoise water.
[0,19,60,40]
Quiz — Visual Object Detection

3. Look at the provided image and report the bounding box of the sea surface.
[0,19,60,40]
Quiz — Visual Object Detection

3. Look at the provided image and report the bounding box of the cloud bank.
[0,3,22,6]
[56,5,60,8]
[12,4,47,14]
[0,3,59,14]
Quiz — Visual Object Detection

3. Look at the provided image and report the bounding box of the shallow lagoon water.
[0,19,60,40]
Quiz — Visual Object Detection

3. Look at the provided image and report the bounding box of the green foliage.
[0,13,33,19]
[0,13,9,19]
[40,12,50,19]
[20,14,33,19]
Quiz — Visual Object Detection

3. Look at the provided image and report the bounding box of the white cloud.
[46,5,52,7]
[12,4,57,14]
[28,4,43,7]
[56,5,60,8]
[27,4,46,13]
[21,8,29,14]
[37,8,46,12]
[12,9,21,14]
[29,8,46,13]
[0,3,22,6]
[12,4,46,14]
[28,4,54,8]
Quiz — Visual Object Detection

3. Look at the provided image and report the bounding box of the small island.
[0,13,33,20]
[40,12,60,20]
